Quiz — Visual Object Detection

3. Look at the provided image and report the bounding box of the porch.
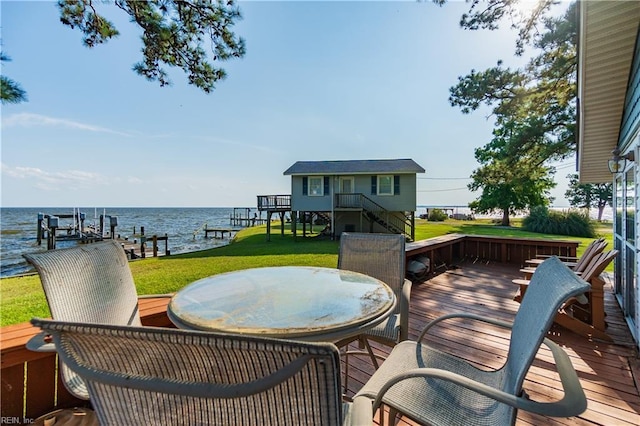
[1,249,638,424]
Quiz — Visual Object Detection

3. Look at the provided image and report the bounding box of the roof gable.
[283,159,425,176]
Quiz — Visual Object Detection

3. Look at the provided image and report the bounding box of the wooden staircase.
[334,193,413,240]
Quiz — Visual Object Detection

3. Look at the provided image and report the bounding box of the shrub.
[428,208,448,222]
[523,206,596,237]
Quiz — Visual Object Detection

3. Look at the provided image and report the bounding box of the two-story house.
[282,158,425,240]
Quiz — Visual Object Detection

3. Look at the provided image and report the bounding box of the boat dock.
[204,228,239,239]
[229,207,268,227]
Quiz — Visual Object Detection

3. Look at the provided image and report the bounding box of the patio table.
[167,266,396,342]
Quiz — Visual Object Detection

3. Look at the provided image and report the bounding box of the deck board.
[342,260,640,425]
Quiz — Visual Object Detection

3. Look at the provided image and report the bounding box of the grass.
[0,219,614,327]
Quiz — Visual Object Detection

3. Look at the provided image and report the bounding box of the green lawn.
[0,219,613,326]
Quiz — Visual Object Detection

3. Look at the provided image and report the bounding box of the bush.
[523,206,596,237]
[428,208,448,222]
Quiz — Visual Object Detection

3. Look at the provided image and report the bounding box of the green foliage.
[523,205,595,238]
[452,2,579,227]
[453,0,559,55]
[468,151,555,226]
[449,2,578,163]
[427,208,448,221]
[565,173,612,221]
[57,0,246,92]
[0,53,27,104]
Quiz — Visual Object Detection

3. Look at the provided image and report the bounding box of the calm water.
[0,207,259,278]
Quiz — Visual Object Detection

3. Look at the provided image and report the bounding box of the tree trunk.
[597,203,606,221]
[501,209,510,226]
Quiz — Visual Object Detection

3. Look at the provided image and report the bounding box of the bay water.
[0,207,259,278]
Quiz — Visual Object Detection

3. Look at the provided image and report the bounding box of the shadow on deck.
[343,260,639,425]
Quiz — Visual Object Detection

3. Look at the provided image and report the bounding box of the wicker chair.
[24,240,172,400]
[335,233,410,388]
[356,257,588,425]
[30,319,373,426]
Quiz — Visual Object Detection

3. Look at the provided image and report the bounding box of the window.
[377,175,393,195]
[309,177,324,196]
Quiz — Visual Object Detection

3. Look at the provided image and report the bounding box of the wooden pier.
[229,207,267,227]
[117,233,169,259]
[204,228,239,239]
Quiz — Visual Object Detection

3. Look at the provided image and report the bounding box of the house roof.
[283,159,425,176]
[577,0,640,183]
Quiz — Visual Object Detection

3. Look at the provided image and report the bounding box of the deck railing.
[0,235,579,422]
[334,193,413,239]
[256,194,291,211]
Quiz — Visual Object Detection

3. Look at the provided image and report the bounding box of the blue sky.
[1,0,574,208]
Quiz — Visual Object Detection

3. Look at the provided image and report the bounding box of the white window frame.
[339,176,355,193]
[377,175,394,196]
[309,176,324,196]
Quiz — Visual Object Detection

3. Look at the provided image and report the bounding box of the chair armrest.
[349,395,373,426]
[398,279,412,342]
[371,337,586,418]
[418,312,513,341]
[537,254,579,261]
[26,331,56,352]
[138,294,174,299]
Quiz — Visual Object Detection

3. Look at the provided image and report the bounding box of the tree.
[449,2,578,164]
[57,0,246,92]
[446,2,578,226]
[468,140,556,226]
[0,53,27,104]
[565,173,612,221]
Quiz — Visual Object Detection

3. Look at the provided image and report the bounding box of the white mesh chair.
[24,240,172,400]
[356,257,588,425]
[335,233,410,388]
[31,319,373,426]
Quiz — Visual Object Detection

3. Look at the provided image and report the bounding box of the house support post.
[266,211,272,242]
[279,212,285,236]
[411,212,415,241]
[291,211,297,239]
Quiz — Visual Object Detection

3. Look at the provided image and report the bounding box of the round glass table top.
[167,266,395,340]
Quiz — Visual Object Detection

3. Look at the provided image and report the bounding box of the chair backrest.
[338,232,406,308]
[504,257,590,395]
[580,249,619,283]
[572,238,606,274]
[24,240,141,326]
[31,319,346,426]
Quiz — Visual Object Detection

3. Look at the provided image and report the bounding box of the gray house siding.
[619,26,640,150]
[290,174,417,211]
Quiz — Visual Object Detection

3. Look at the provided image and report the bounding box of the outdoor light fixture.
[608,148,635,173]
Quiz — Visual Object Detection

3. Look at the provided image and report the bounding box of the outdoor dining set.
[23,233,611,425]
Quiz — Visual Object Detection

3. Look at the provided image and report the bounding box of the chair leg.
[360,336,380,369]
[341,338,388,396]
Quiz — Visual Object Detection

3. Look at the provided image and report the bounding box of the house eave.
[577,0,640,183]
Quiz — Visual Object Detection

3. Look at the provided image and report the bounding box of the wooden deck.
[342,260,640,425]
[2,259,638,424]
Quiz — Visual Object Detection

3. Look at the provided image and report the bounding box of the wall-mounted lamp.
[608,148,635,173]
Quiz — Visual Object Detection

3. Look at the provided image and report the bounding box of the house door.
[339,177,354,193]
[613,146,638,342]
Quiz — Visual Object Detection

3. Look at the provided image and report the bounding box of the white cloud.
[1,163,109,190]
[1,113,132,137]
